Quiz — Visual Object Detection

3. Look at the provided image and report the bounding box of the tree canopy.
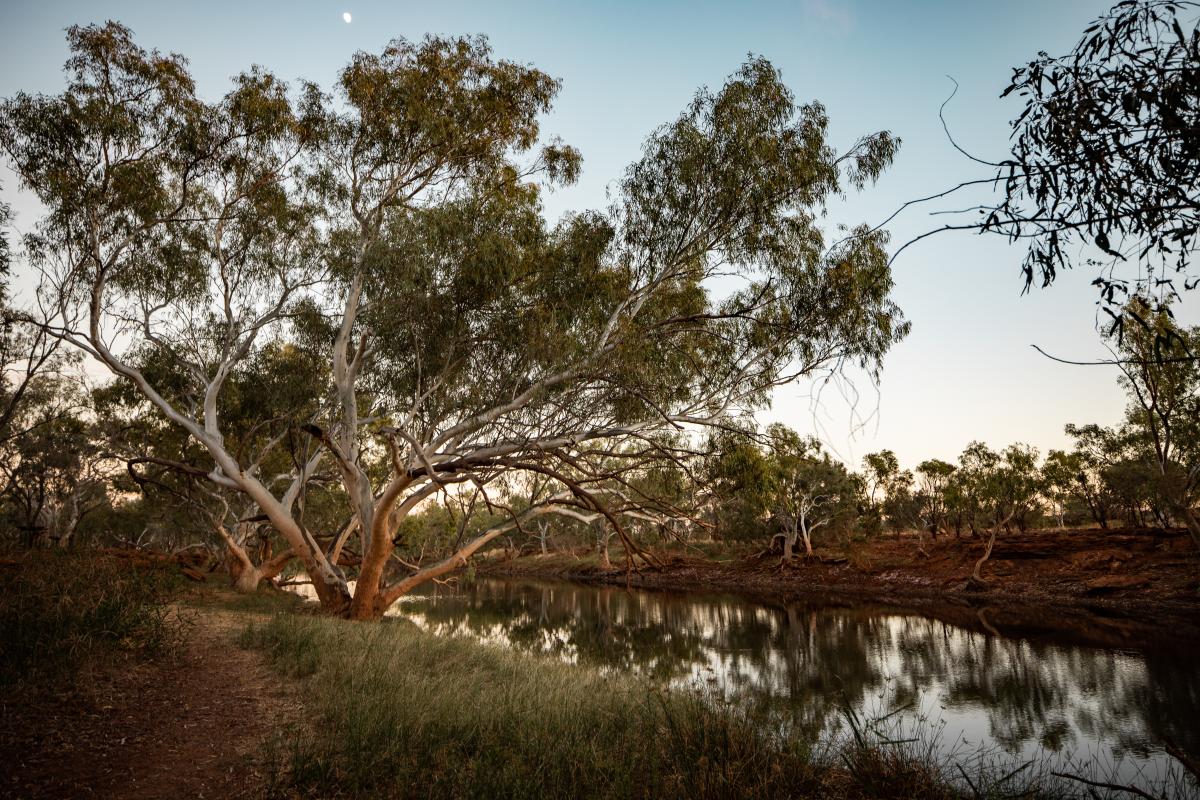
[985,0,1200,318]
[0,22,908,617]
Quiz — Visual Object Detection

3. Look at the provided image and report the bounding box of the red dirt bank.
[482,527,1200,649]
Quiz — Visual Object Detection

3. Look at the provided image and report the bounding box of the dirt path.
[2,608,298,800]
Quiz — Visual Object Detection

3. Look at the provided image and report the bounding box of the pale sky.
[3,0,1194,471]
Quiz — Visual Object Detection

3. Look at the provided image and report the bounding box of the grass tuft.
[0,548,184,687]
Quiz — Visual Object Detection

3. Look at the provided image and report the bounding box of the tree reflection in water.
[397,578,1199,786]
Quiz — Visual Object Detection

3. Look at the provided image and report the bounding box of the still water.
[395,577,1199,794]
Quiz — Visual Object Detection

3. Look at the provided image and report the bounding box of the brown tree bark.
[214,520,295,593]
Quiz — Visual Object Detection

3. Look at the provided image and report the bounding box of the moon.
[342,11,352,23]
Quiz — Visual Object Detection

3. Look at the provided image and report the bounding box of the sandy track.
[2,607,298,800]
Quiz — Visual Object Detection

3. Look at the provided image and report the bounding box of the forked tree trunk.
[349,495,663,620]
[972,510,1018,585]
[216,522,295,593]
[231,560,264,593]
[308,566,352,612]
[796,504,816,558]
[226,544,295,592]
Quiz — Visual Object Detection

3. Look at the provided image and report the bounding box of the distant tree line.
[703,302,1200,554]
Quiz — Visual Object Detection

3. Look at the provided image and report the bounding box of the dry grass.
[240,612,1087,800]
[0,548,185,687]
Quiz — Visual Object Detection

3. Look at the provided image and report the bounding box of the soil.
[0,606,299,800]
[481,526,1200,650]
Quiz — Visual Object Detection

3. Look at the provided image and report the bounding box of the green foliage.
[0,22,911,607]
[91,335,346,553]
[862,451,915,536]
[915,458,956,535]
[0,357,107,547]
[950,443,1043,532]
[1112,301,1200,524]
[1059,302,1200,534]
[703,429,777,540]
[701,426,864,550]
[1041,449,1087,526]
[1063,423,1122,527]
[767,425,860,550]
[987,0,1200,320]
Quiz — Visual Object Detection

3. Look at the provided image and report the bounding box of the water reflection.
[399,578,1199,789]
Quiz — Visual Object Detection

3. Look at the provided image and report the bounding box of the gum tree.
[1109,300,1200,543]
[2,23,908,619]
[767,425,857,560]
[95,339,337,590]
[1064,422,1122,528]
[915,459,956,540]
[702,429,777,541]
[0,366,107,547]
[1041,449,1085,529]
[961,442,1044,584]
[861,449,901,535]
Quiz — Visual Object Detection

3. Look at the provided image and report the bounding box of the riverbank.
[246,607,1172,800]
[0,557,1029,800]
[245,612,968,799]
[3,552,1197,798]
[481,526,1200,650]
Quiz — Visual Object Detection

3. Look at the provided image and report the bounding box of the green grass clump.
[0,549,183,687]
[241,613,978,800]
